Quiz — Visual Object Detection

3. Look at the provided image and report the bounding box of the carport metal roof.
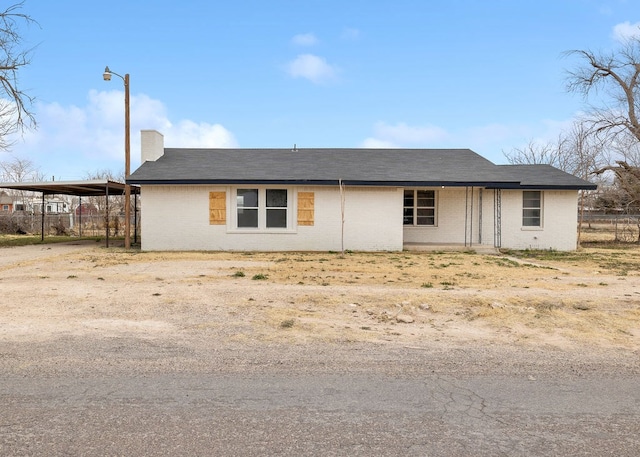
[0,179,140,246]
[0,179,139,196]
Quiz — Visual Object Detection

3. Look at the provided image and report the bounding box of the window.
[404,189,436,226]
[237,189,258,228]
[266,189,287,228]
[522,191,542,227]
[236,188,289,229]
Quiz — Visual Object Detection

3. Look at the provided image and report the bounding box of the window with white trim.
[236,188,289,229]
[522,190,542,227]
[403,189,436,226]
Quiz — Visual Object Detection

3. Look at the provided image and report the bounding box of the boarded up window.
[297,192,314,226]
[209,191,226,225]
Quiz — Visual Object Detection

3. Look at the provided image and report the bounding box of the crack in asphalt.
[429,376,543,456]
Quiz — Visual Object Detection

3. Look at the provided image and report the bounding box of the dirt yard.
[1,240,639,355]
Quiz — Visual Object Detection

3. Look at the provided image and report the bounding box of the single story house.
[128,130,596,252]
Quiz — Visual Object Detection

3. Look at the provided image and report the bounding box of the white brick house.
[128,130,596,252]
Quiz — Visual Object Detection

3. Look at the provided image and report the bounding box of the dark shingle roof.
[128,148,596,190]
[496,164,595,189]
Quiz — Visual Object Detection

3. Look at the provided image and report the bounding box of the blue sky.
[3,0,640,180]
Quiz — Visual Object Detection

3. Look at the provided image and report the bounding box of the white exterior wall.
[340,187,403,251]
[402,187,579,251]
[500,190,578,251]
[140,185,580,251]
[141,185,403,251]
[403,188,492,245]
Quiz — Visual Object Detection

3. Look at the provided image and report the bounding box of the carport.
[0,179,140,247]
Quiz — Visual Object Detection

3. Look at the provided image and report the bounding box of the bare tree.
[1,1,37,151]
[0,154,43,182]
[565,36,640,143]
[504,122,605,178]
[0,155,43,233]
[504,139,564,167]
[561,122,607,178]
[593,161,640,212]
[593,160,640,243]
[609,130,640,167]
[561,123,608,243]
[0,154,44,208]
[82,169,127,236]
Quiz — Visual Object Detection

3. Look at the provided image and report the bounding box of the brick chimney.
[141,130,164,162]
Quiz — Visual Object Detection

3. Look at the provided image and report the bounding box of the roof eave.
[126,178,527,187]
[127,178,596,190]
[488,184,598,190]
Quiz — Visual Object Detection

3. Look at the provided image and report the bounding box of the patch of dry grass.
[47,244,639,349]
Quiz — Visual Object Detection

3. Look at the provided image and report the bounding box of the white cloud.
[291,33,318,46]
[165,120,237,148]
[612,21,640,41]
[362,121,449,147]
[7,90,237,179]
[359,115,594,164]
[286,54,339,84]
[360,138,398,148]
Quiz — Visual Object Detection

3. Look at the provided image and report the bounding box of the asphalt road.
[2,370,639,456]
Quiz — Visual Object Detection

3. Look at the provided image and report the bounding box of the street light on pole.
[103,66,131,249]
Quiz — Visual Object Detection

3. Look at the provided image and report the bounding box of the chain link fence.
[0,212,138,238]
[580,213,640,244]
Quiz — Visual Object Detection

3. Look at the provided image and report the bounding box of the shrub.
[280,319,295,328]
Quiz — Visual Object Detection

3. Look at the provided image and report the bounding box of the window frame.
[232,187,293,232]
[403,189,437,227]
[522,190,542,228]
[236,188,259,228]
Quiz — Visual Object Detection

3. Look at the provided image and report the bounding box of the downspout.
[493,189,502,248]
[464,186,468,247]
[577,189,585,247]
[469,186,474,248]
[493,189,496,247]
[478,188,483,244]
[339,179,346,256]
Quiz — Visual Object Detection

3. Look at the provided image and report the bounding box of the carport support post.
[134,193,138,244]
[41,193,45,241]
[105,184,109,248]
